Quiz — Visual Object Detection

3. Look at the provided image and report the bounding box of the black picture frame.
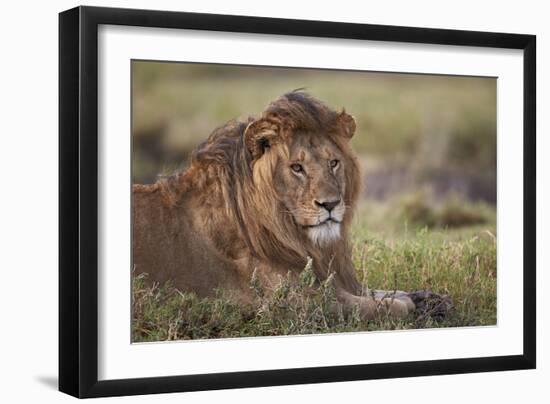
[59,5,536,398]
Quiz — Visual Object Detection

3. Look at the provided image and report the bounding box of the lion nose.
[314,199,341,212]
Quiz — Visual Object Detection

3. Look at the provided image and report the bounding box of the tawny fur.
[132,91,414,318]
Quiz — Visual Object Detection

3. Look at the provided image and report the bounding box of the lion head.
[159,91,361,290]
[244,92,360,247]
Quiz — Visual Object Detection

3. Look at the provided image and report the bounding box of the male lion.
[133,91,441,320]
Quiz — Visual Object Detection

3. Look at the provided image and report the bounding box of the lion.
[133,91,443,320]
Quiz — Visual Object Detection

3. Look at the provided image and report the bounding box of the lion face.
[243,92,359,253]
[273,133,347,245]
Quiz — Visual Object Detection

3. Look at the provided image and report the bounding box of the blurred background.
[132,61,496,234]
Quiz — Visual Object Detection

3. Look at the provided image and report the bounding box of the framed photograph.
[59,6,536,398]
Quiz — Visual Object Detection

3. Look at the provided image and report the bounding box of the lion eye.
[330,159,339,169]
[290,163,304,173]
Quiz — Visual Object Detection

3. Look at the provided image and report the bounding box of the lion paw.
[356,291,415,320]
[370,290,415,314]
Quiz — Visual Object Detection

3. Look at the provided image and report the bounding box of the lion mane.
[133,91,410,315]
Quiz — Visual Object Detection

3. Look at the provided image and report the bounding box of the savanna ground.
[131,62,497,342]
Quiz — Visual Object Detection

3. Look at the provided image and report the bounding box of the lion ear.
[244,119,280,159]
[336,111,356,139]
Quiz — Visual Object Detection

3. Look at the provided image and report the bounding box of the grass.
[132,201,496,342]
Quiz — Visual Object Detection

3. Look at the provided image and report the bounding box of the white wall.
[0,0,546,402]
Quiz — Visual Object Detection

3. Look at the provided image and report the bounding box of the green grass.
[132,202,496,342]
